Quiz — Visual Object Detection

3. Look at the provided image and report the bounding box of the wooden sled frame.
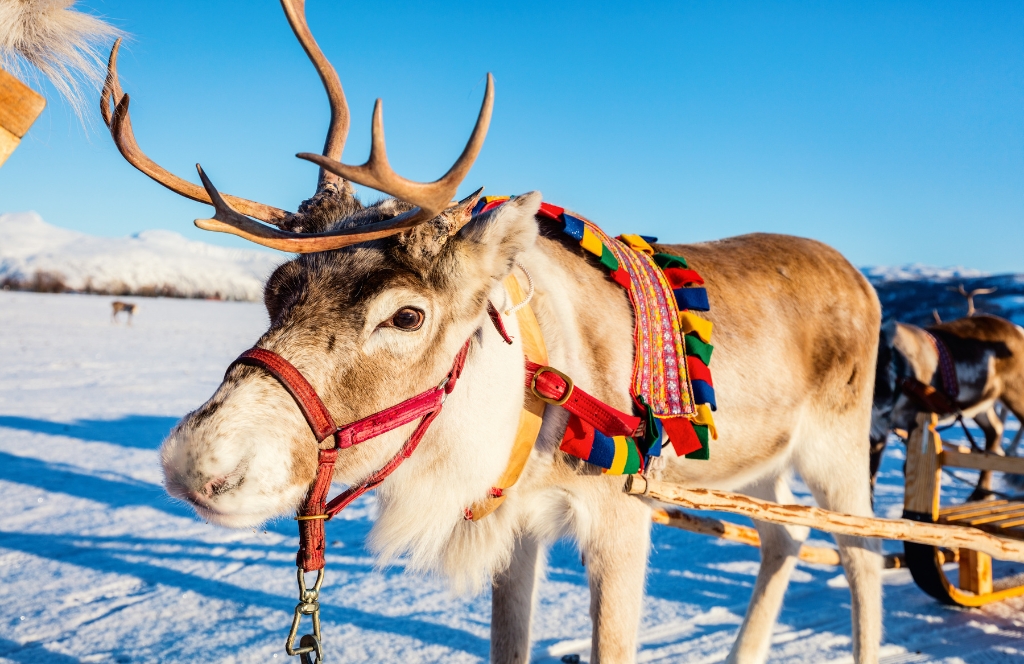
[903,412,1024,606]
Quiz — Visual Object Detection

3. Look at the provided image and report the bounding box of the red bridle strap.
[230,340,471,571]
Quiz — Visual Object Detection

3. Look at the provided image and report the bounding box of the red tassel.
[661,417,703,456]
[560,415,596,460]
[663,267,705,288]
[610,265,631,288]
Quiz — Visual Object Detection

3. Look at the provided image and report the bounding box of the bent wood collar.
[464,273,548,521]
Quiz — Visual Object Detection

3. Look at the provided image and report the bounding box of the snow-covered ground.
[2,290,1024,663]
[0,213,283,301]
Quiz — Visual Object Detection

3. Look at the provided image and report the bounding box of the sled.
[902,413,1024,606]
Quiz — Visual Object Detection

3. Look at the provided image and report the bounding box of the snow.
[0,212,284,301]
[2,290,1024,662]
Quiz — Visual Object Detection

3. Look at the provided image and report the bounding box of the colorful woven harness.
[474,196,718,472]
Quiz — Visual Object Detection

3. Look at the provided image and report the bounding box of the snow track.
[1,291,1022,662]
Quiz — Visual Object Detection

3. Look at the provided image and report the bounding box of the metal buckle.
[530,366,574,407]
[286,568,325,662]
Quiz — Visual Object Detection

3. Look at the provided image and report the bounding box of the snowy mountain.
[0,212,284,301]
[861,263,990,283]
[861,265,1024,327]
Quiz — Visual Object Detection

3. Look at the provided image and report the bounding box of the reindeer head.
[101,0,541,529]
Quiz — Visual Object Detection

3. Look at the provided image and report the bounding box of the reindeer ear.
[453,192,541,279]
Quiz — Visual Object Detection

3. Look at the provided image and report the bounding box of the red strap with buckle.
[525,360,642,438]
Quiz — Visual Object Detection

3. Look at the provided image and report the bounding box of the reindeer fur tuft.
[0,0,123,117]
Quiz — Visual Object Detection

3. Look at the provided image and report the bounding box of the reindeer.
[98,3,882,662]
[872,315,1024,500]
[110,300,136,324]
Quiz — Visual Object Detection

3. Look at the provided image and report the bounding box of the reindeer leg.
[726,474,808,664]
[579,481,651,664]
[490,533,543,664]
[797,423,881,664]
[969,408,1003,501]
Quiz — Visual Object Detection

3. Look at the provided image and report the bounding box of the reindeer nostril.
[204,477,228,498]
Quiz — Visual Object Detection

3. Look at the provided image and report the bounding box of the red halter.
[230,340,471,571]
[228,318,640,661]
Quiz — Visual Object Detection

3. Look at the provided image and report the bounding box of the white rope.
[504,261,535,316]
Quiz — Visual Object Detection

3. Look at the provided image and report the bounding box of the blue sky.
[2,1,1022,271]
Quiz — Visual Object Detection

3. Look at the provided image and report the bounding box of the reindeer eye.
[389,307,424,331]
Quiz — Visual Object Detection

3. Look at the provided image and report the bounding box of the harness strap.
[234,348,338,444]
[525,360,643,438]
[925,330,959,399]
[897,330,961,415]
[465,274,547,521]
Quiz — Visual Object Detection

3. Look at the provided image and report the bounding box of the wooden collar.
[464,273,548,521]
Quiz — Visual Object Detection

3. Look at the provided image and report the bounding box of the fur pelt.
[0,0,122,116]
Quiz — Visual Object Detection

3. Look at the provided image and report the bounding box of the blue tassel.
[674,287,709,312]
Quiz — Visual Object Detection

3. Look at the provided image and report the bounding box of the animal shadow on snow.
[0,414,179,449]
[0,447,487,656]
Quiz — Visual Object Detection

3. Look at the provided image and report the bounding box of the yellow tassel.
[694,404,717,439]
[581,227,604,257]
[679,312,713,343]
[619,234,654,255]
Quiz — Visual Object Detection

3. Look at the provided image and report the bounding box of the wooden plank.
[624,475,1024,563]
[941,499,1011,517]
[0,67,45,138]
[0,125,18,167]
[905,413,942,519]
[960,507,1024,527]
[941,449,1024,475]
[960,549,994,595]
[941,502,1024,522]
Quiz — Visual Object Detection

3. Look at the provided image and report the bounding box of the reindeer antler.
[278,0,348,192]
[100,39,292,225]
[297,74,495,229]
[948,283,997,317]
[100,1,493,253]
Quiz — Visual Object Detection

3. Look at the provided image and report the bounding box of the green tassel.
[684,424,710,460]
[599,245,619,272]
[684,333,714,365]
[653,252,688,269]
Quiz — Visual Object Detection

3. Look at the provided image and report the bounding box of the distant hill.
[0,212,283,301]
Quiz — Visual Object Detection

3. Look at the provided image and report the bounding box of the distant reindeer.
[110,300,136,324]
[872,315,1024,500]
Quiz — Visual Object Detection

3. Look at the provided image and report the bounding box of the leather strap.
[525,360,642,438]
[233,348,338,444]
[924,330,959,399]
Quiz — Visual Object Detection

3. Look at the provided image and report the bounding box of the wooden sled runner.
[903,413,1024,606]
